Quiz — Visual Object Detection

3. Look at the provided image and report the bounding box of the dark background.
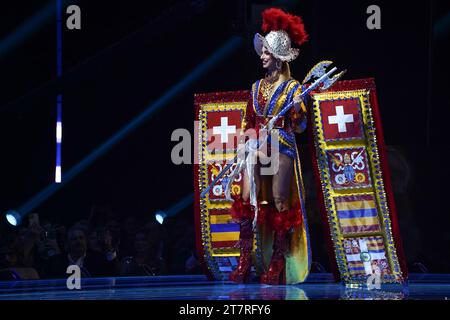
[0,0,449,272]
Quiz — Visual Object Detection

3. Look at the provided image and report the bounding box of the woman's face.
[260,46,275,70]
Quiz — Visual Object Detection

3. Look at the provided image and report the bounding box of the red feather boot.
[229,197,254,283]
[260,205,302,285]
[259,224,288,285]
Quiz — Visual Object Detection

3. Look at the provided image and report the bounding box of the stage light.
[154,193,194,224]
[56,121,62,143]
[55,95,62,183]
[155,211,167,224]
[5,210,21,227]
[55,166,62,183]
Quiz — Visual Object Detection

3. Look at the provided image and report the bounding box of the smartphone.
[28,213,40,227]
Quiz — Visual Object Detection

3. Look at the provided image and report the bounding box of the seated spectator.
[0,243,19,270]
[43,225,118,279]
[120,228,166,276]
[0,240,39,280]
[16,220,62,277]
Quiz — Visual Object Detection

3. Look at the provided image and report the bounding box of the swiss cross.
[213,117,236,143]
[328,105,354,133]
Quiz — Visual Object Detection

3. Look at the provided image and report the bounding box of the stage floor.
[0,274,449,300]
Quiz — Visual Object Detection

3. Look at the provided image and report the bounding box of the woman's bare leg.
[272,153,294,212]
[241,164,261,202]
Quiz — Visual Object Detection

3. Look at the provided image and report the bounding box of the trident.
[200,61,346,208]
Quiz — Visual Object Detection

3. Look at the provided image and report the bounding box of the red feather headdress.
[261,8,308,46]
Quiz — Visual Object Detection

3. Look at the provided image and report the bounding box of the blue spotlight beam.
[16,36,243,216]
[165,193,194,217]
[0,0,76,59]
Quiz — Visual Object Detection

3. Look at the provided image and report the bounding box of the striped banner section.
[209,209,239,249]
[335,194,381,234]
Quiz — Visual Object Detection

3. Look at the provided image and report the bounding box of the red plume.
[261,8,308,46]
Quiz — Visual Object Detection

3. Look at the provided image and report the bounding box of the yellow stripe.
[211,232,240,242]
[339,216,379,227]
[335,200,376,211]
[367,239,384,245]
[367,245,384,249]
[279,135,294,148]
[367,242,385,248]
[212,252,240,257]
[210,215,232,224]
[271,80,298,115]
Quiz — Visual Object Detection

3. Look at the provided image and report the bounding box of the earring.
[276,60,282,70]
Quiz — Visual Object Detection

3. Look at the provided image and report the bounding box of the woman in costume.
[229,8,311,285]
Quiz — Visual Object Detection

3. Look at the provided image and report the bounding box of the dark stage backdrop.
[0,0,449,273]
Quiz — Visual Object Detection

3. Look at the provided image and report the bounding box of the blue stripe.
[210,223,240,233]
[368,249,385,254]
[349,267,366,271]
[267,81,290,115]
[279,129,295,144]
[278,82,299,117]
[337,208,378,219]
[279,143,296,159]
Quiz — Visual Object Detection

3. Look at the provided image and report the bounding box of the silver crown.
[254,30,299,62]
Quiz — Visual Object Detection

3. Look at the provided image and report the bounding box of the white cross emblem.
[213,117,236,143]
[328,105,354,133]
[346,239,386,275]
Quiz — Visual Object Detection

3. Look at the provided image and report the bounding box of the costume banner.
[194,91,258,280]
[308,78,408,284]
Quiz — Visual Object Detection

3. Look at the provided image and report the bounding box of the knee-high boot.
[260,224,288,285]
[260,205,302,285]
[229,197,254,283]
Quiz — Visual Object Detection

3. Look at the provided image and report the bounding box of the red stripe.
[307,112,341,282]
[348,261,364,266]
[369,84,408,279]
[341,225,380,233]
[209,209,231,215]
[193,98,212,280]
[211,241,238,249]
